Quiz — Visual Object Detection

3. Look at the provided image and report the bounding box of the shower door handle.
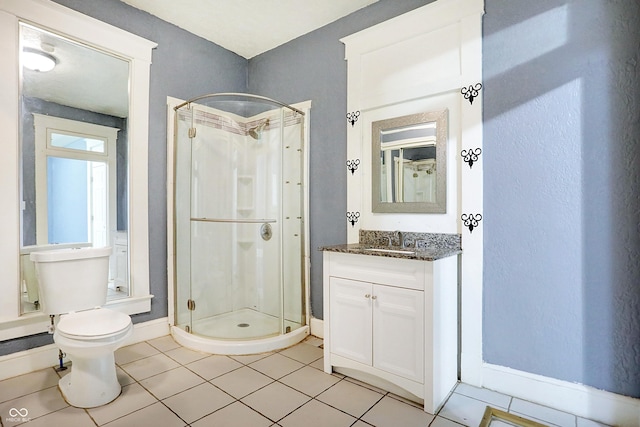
[191,217,276,223]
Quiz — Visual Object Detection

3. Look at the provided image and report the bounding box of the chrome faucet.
[393,230,403,248]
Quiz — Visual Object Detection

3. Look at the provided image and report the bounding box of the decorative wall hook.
[461,148,482,168]
[461,213,482,233]
[346,159,360,175]
[346,212,360,227]
[346,111,360,127]
[461,83,482,105]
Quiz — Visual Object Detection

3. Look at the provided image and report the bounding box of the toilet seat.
[57,308,132,340]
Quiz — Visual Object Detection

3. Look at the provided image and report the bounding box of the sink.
[363,248,416,255]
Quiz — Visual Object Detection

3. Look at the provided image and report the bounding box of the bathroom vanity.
[321,231,461,414]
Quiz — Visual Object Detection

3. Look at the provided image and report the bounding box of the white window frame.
[33,114,118,248]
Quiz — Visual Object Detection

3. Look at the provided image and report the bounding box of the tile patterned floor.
[0,335,611,427]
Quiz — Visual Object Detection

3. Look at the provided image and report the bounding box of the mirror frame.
[0,0,156,340]
[372,109,448,213]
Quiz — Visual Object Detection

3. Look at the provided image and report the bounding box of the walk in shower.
[169,93,309,354]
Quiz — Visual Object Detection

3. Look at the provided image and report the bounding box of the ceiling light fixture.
[22,47,56,72]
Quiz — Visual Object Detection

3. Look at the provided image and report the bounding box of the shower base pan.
[172,308,308,355]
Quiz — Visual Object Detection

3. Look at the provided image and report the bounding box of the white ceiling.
[23,1,380,117]
[119,0,379,59]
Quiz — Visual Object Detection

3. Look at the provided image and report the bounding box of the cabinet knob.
[371,295,378,300]
[364,294,371,298]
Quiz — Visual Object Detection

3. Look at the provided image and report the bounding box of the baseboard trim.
[482,363,640,427]
[0,317,170,382]
[310,317,323,339]
[124,317,171,346]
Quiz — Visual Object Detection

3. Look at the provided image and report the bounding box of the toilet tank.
[30,246,112,315]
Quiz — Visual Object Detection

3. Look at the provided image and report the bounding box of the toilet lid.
[57,308,131,339]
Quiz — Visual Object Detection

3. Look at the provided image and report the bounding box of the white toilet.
[30,246,133,408]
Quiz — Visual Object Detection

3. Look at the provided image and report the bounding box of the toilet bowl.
[30,246,133,408]
[54,308,133,408]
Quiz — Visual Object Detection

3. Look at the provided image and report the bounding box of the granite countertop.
[319,230,462,261]
[320,243,461,261]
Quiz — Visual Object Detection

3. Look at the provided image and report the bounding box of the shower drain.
[237,323,250,328]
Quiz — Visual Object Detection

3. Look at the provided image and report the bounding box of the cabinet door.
[329,277,372,365]
[373,284,424,382]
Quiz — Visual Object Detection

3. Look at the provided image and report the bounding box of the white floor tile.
[510,398,576,427]
[146,335,181,353]
[304,336,324,347]
[248,353,305,379]
[309,357,324,371]
[278,399,356,427]
[316,379,384,418]
[361,395,434,427]
[240,381,310,422]
[115,366,135,387]
[162,382,235,424]
[438,392,493,426]
[17,406,95,427]
[431,416,466,427]
[114,342,159,365]
[163,346,209,365]
[99,401,185,427]
[229,352,273,365]
[454,383,511,409]
[577,416,612,427]
[387,392,423,409]
[191,401,272,427]
[139,366,204,400]
[185,354,243,380]
[0,368,59,403]
[279,366,341,397]
[87,382,156,425]
[210,366,273,399]
[279,343,323,364]
[119,353,180,381]
[0,386,68,423]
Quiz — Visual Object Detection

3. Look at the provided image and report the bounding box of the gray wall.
[251,0,640,398]
[248,0,437,319]
[482,0,639,398]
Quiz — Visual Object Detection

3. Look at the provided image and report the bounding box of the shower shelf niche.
[237,175,254,211]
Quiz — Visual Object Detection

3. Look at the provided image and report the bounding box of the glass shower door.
[188,106,283,339]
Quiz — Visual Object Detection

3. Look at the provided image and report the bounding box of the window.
[33,114,117,248]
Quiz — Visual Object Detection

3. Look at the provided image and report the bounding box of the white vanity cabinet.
[330,277,425,383]
[323,250,458,414]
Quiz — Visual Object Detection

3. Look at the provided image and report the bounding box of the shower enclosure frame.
[166,94,311,354]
